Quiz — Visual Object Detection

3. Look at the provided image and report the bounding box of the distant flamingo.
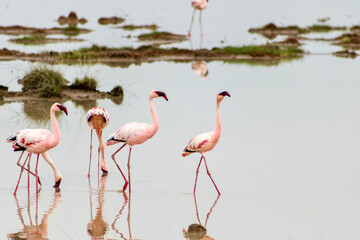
[188,0,208,37]
[182,91,230,195]
[9,103,68,195]
[86,107,110,177]
[106,90,168,192]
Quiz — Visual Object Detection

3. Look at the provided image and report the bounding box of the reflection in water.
[87,175,109,239]
[7,192,61,239]
[111,193,131,240]
[23,100,67,125]
[74,100,98,113]
[183,194,220,240]
[191,61,208,79]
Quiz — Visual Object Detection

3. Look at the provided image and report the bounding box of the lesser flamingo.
[106,90,168,192]
[8,103,68,194]
[182,91,230,195]
[86,107,110,177]
[188,0,208,37]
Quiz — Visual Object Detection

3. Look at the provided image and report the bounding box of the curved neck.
[50,108,60,146]
[149,97,159,133]
[214,99,221,136]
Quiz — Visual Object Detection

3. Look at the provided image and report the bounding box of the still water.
[0,0,360,239]
[0,55,359,239]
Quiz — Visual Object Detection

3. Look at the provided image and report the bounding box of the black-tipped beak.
[156,91,168,101]
[219,91,230,97]
[58,104,68,115]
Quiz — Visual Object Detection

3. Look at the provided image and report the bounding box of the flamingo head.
[153,90,168,101]
[54,103,68,115]
[217,91,231,101]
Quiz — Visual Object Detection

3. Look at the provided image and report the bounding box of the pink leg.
[127,147,132,193]
[27,154,31,190]
[35,154,40,195]
[111,144,129,191]
[199,10,204,38]
[188,9,196,37]
[14,153,30,195]
[88,129,93,177]
[16,152,41,185]
[193,156,203,193]
[203,157,221,195]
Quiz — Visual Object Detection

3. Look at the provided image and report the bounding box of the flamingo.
[86,107,110,177]
[182,91,230,195]
[106,90,168,192]
[9,103,68,194]
[188,0,208,37]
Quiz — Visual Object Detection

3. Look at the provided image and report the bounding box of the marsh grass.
[21,65,68,97]
[70,76,98,91]
[219,45,304,57]
[10,35,47,45]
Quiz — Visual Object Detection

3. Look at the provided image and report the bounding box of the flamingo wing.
[183,131,213,154]
[14,129,51,153]
[107,122,153,145]
[6,129,31,143]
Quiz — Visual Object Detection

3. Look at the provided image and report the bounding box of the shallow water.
[1,0,360,239]
[0,55,360,239]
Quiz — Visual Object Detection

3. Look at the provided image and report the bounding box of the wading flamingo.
[106,90,168,192]
[188,0,208,37]
[182,91,230,195]
[192,61,209,79]
[86,107,110,177]
[9,103,68,195]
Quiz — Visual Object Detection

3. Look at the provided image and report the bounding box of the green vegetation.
[120,24,158,31]
[218,45,304,58]
[21,65,68,97]
[70,76,98,91]
[308,24,345,32]
[10,35,47,45]
[138,31,162,39]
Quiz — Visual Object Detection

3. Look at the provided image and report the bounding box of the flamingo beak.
[156,91,168,101]
[58,104,68,115]
[219,91,230,97]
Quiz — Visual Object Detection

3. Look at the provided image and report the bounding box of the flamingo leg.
[96,129,108,175]
[127,147,132,193]
[203,157,221,195]
[27,153,31,190]
[188,9,196,37]
[35,154,40,194]
[14,153,31,195]
[16,152,41,185]
[111,143,129,191]
[194,156,203,193]
[88,129,93,177]
[199,10,203,38]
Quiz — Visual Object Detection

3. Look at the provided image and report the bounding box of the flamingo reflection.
[191,61,209,79]
[111,193,132,240]
[7,192,61,239]
[183,193,220,240]
[87,175,110,239]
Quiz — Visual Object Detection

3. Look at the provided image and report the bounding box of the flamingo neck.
[214,99,222,138]
[149,96,159,134]
[50,107,60,147]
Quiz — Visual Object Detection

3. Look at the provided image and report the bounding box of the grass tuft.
[70,76,98,91]
[20,65,67,98]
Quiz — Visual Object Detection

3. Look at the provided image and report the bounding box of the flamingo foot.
[101,168,108,175]
[53,178,62,188]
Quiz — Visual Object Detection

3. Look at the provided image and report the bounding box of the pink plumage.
[8,103,68,195]
[86,107,110,176]
[182,91,230,195]
[106,90,168,192]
